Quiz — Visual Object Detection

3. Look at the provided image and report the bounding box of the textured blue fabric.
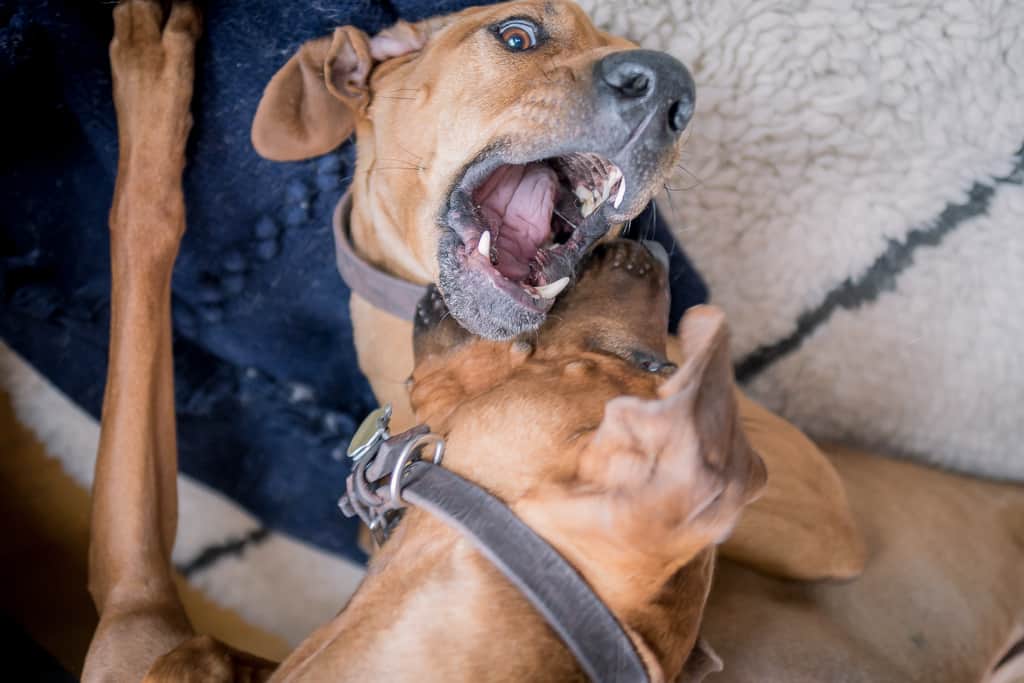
[0,0,707,563]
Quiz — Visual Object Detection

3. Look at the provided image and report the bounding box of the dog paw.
[110,1,200,168]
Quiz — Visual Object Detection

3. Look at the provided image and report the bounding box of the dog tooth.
[535,276,570,299]
[477,230,491,259]
[608,166,623,186]
[613,177,626,209]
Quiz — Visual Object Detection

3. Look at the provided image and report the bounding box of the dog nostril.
[622,73,650,98]
[668,97,694,133]
[604,64,653,99]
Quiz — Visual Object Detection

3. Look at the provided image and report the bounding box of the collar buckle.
[338,408,445,546]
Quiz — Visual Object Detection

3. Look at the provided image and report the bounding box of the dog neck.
[273,505,712,682]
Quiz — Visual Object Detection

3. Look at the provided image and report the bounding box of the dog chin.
[437,230,550,339]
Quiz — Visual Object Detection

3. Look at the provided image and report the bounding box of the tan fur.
[705,446,1024,682]
[273,243,764,682]
[251,0,866,582]
[86,2,1024,682]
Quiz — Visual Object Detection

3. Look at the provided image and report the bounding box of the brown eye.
[497,20,538,51]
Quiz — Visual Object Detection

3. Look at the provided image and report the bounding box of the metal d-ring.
[389,433,445,506]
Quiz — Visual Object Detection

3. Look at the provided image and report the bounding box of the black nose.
[597,49,696,135]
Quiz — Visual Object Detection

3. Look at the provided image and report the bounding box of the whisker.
[672,163,703,190]
[394,142,424,162]
[373,167,423,173]
[662,183,680,219]
[552,208,579,231]
[647,201,657,241]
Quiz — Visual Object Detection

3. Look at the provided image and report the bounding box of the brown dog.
[250,0,693,414]
[86,3,1024,680]
[250,0,866,583]
[86,4,764,680]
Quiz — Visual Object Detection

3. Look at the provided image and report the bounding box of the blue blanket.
[0,0,706,562]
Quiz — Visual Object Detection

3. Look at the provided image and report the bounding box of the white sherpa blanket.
[578,0,1024,479]
[4,0,1022,651]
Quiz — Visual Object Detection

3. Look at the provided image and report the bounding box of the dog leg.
[82,2,200,680]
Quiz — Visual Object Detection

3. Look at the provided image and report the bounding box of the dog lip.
[460,249,556,313]
[436,143,643,335]
[443,145,625,243]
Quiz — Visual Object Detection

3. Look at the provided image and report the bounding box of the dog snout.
[596,50,696,136]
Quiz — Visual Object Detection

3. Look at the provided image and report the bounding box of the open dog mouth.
[445,151,626,314]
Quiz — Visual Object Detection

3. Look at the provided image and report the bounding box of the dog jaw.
[252,0,694,338]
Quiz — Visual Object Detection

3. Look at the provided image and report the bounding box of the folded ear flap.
[369,19,428,60]
[577,306,766,560]
[252,27,371,161]
[252,21,430,162]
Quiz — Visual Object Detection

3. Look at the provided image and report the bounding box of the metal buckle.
[389,432,445,506]
[339,407,446,547]
[360,433,445,546]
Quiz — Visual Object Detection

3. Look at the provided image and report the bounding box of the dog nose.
[597,50,695,135]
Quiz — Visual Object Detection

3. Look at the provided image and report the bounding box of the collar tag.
[346,404,393,462]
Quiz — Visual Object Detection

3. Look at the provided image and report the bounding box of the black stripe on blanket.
[177,526,271,579]
[736,143,1024,384]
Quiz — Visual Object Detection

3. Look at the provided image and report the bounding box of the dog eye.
[497,20,538,51]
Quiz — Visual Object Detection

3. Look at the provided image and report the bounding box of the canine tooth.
[477,230,491,258]
[608,166,623,186]
[613,176,626,209]
[535,277,569,299]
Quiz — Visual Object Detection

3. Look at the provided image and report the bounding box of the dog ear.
[574,305,766,560]
[521,306,766,587]
[251,21,428,161]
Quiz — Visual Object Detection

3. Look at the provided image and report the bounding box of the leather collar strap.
[338,426,650,683]
[333,192,426,321]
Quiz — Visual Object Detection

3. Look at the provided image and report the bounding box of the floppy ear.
[251,20,428,161]
[520,306,766,585]
[575,305,766,558]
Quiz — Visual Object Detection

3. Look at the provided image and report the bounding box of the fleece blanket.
[578,0,1024,479]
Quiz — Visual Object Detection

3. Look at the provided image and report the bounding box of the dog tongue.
[474,163,557,281]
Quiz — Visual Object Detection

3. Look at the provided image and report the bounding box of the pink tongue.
[474,163,556,281]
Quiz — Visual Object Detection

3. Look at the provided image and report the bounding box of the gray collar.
[338,408,650,683]
[332,193,426,321]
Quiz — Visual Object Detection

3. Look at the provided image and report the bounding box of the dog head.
[411,240,765,599]
[252,0,694,339]
[277,241,763,682]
